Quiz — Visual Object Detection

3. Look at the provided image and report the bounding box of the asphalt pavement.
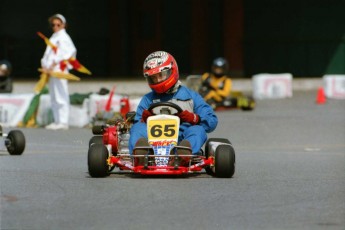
[1,91,344,230]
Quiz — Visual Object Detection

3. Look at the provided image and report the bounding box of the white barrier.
[252,73,293,99]
[88,93,122,121]
[1,93,142,128]
[323,75,345,99]
[0,93,34,127]
[88,93,141,121]
[36,94,90,127]
[129,97,141,112]
[69,99,90,127]
[36,95,53,126]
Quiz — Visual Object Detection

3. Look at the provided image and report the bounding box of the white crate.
[323,75,345,99]
[252,73,293,99]
[88,93,121,118]
[37,94,90,127]
[0,93,34,127]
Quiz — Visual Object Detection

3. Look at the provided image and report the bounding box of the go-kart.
[0,125,25,155]
[186,75,255,111]
[87,102,235,178]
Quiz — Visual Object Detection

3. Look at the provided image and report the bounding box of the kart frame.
[88,102,235,178]
[108,153,214,175]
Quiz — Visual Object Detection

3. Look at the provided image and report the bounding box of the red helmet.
[143,51,179,94]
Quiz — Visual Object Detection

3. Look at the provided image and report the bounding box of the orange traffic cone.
[316,87,326,104]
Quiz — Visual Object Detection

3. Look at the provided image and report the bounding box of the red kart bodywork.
[96,115,214,176]
[108,154,214,175]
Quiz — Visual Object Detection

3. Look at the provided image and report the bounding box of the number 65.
[150,124,176,137]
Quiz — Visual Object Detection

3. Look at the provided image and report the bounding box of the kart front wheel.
[204,138,230,176]
[88,143,109,178]
[5,130,25,155]
[205,138,230,158]
[214,145,235,178]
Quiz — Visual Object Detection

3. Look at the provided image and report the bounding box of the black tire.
[88,144,109,178]
[214,145,235,178]
[92,125,103,135]
[204,138,230,175]
[6,130,25,155]
[89,136,103,147]
[204,138,230,158]
[240,97,255,111]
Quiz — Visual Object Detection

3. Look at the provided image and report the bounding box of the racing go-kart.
[87,102,235,178]
[0,125,25,155]
[186,75,255,111]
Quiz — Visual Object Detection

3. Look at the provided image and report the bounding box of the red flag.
[105,86,116,112]
[68,57,92,75]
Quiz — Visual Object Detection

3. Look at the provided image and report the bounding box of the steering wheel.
[147,102,183,115]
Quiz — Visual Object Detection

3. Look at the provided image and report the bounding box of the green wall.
[0,0,109,77]
[1,0,344,78]
[243,0,345,77]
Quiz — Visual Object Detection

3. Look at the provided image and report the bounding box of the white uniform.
[41,29,76,125]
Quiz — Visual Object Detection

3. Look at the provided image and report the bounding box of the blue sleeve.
[192,91,218,133]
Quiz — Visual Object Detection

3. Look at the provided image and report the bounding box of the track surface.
[1,91,344,230]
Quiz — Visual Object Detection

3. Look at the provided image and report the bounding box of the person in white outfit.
[41,14,77,130]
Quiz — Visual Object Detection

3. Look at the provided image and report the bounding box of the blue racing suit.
[129,85,218,154]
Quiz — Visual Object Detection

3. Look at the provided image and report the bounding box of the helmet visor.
[212,66,224,75]
[146,69,172,85]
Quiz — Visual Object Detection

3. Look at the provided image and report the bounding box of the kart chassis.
[88,102,235,178]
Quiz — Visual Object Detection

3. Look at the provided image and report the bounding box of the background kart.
[186,75,255,111]
[0,125,25,155]
[87,102,235,178]
[0,60,13,93]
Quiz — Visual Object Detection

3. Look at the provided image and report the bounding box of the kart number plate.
[148,119,178,140]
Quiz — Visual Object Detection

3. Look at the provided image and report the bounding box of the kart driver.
[200,57,232,106]
[129,51,218,163]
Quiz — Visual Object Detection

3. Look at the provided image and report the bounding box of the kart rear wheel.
[6,130,25,155]
[88,143,109,178]
[89,136,103,147]
[92,125,103,135]
[214,144,235,178]
[204,138,230,175]
[240,97,255,111]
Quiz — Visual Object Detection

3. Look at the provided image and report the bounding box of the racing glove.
[141,109,153,123]
[178,110,200,125]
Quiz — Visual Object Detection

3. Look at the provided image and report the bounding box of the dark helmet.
[211,57,229,77]
[0,60,12,76]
